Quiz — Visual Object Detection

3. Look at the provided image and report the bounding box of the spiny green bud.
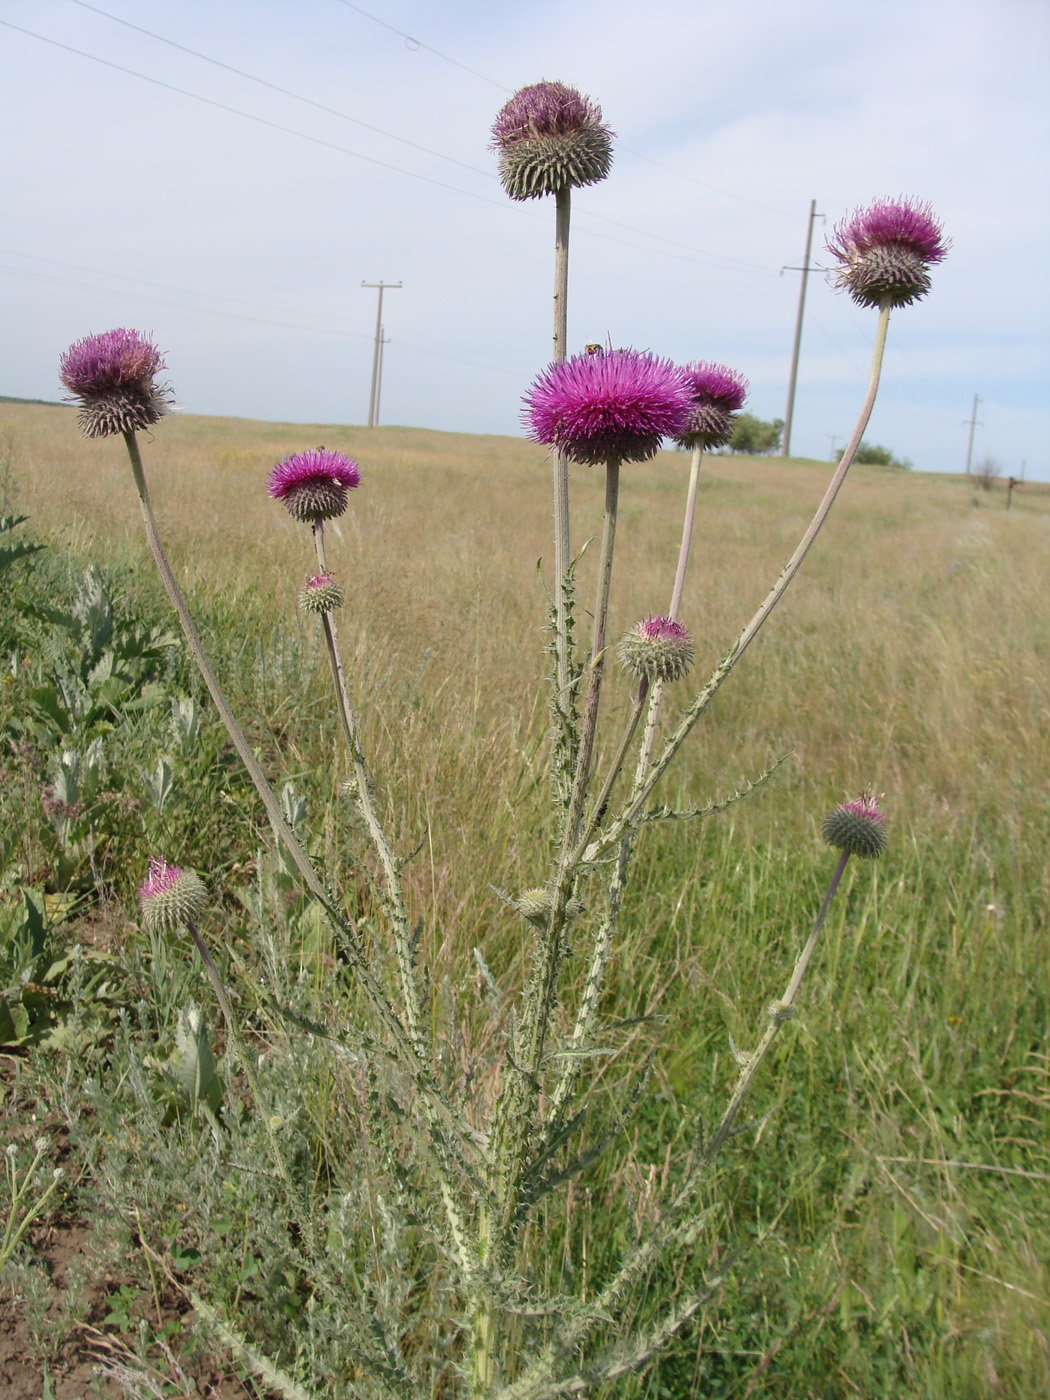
[138,858,207,934]
[299,572,344,614]
[491,81,614,201]
[515,887,583,927]
[821,793,887,860]
[617,614,694,684]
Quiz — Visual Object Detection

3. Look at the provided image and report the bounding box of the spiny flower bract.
[138,858,207,934]
[523,350,693,466]
[267,449,360,521]
[821,794,888,860]
[59,328,173,438]
[617,614,694,683]
[299,572,344,614]
[676,361,749,450]
[492,80,613,200]
[827,198,949,309]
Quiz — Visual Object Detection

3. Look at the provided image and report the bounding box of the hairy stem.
[121,433,482,1264]
[703,848,850,1161]
[563,456,621,854]
[552,186,572,697]
[580,300,892,864]
[186,916,318,1254]
[311,518,426,1063]
[668,443,703,622]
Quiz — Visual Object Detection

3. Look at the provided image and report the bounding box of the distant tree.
[837,439,911,469]
[728,413,784,455]
[975,455,1001,491]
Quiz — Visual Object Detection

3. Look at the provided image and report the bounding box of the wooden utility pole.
[782,199,821,458]
[374,326,391,426]
[963,393,981,475]
[362,281,401,427]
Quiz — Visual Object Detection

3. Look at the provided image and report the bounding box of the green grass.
[1,404,1047,1396]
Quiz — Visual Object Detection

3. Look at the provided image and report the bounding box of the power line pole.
[782,199,822,458]
[362,280,401,427]
[374,326,391,425]
[963,393,981,475]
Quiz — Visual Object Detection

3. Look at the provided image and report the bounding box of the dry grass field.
[3,400,1049,1395]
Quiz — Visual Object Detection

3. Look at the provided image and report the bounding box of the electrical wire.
[333,0,510,92]
[66,0,495,180]
[2,18,776,276]
[0,248,369,331]
[56,4,776,273]
[333,0,800,220]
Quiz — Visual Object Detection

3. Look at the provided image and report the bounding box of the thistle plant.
[58,179,946,1395]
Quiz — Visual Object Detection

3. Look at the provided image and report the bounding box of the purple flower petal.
[522,350,693,466]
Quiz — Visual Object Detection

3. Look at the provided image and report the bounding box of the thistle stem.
[704,849,850,1161]
[120,434,480,1176]
[580,300,893,864]
[185,916,317,1255]
[552,186,572,696]
[576,676,648,854]
[564,455,621,852]
[668,444,703,622]
[311,518,427,1063]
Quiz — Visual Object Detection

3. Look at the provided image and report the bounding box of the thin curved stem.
[563,456,621,855]
[703,849,849,1161]
[311,519,426,1063]
[668,444,703,622]
[580,300,892,864]
[120,434,481,1172]
[552,186,572,697]
[186,916,318,1255]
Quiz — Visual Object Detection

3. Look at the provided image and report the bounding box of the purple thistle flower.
[491,80,613,200]
[492,81,611,147]
[59,328,173,438]
[138,857,207,934]
[267,449,361,522]
[821,793,888,860]
[522,350,693,466]
[299,571,344,615]
[827,198,949,309]
[617,614,694,683]
[676,361,749,450]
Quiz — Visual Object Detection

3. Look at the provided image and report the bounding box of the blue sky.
[2,0,1047,476]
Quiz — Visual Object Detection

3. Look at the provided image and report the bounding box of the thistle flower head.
[138,858,207,934]
[491,80,613,200]
[827,198,949,309]
[59,329,172,438]
[617,614,694,683]
[676,361,749,450]
[299,571,344,615]
[523,349,693,466]
[267,449,360,521]
[821,792,888,860]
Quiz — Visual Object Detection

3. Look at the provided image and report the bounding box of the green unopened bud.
[138,858,207,934]
[299,572,344,615]
[617,615,694,684]
[514,888,583,927]
[821,793,888,860]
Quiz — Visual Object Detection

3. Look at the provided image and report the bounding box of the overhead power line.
[54,7,774,273]
[4,17,775,276]
[66,0,494,180]
[0,18,509,208]
[334,0,798,221]
[333,0,510,92]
